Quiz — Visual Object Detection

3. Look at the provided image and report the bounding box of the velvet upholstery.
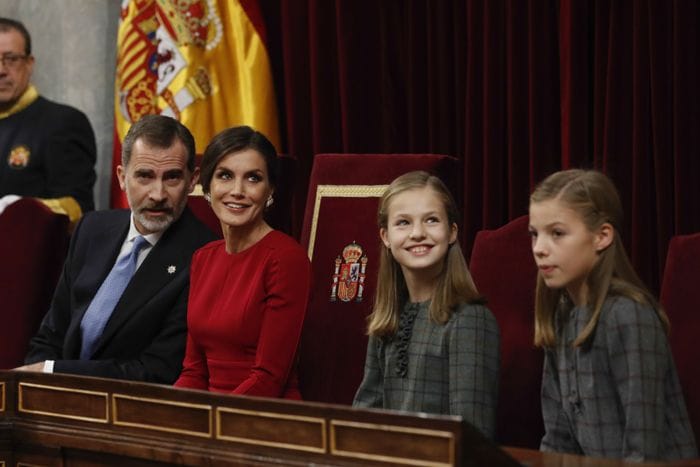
[0,198,69,369]
[298,153,461,404]
[268,1,700,295]
[659,232,700,449]
[186,195,222,238]
[469,215,543,448]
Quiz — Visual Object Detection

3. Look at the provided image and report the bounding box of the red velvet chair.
[0,198,70,369]
[298,153,461,405]
[469,215,543,448]
[660,232,700,449]
[187,193,222,238]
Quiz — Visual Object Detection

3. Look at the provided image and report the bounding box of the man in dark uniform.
[0,17,96,221]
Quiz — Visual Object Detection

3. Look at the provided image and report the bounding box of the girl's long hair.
[531,169,668,348]
[367,171,482,337]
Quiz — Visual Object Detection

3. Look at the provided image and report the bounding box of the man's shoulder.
[161,208,218,250]
[70,209,129,244]
[23,96,92,130]
[32,95,85,116]
[76,208,214,252]
[80,209,129,226]
[76,209,128,232]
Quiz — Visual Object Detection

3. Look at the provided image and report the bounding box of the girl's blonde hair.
[367,171,482,337]
[530,169,668,347]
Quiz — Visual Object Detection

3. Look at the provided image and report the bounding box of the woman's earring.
[266,195,274,208]
[204,193,211,204]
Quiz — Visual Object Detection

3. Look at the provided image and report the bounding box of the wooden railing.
[1,371,698,467]
[0,371,516,466]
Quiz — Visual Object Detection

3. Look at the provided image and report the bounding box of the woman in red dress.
[174,126,311,399]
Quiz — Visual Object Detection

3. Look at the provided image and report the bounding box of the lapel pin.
[167,265,176,274]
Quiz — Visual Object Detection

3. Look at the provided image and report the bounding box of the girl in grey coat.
[529,169,697,461]
[353,171,499,440]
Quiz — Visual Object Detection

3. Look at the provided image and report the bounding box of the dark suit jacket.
[0,95,96,213]
[25,207,216,383]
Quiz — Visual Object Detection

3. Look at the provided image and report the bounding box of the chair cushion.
[660,232,700,449]
[469,215,543,448]
[0,198,69,368]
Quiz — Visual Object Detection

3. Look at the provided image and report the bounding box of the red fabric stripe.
[239,0,268,45]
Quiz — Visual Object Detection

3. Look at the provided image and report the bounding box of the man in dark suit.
[0,17,96,221]
[21,115,216,384]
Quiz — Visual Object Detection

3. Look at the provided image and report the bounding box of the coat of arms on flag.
[112,0,279,208]
[116,0,217,124]
[330,242,368,303]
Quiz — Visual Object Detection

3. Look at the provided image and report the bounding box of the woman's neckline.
[223,228,275,255]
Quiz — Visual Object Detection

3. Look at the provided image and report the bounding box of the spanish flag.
[112,0,279,207]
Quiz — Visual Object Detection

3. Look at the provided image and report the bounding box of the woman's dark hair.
[200,126,278,194]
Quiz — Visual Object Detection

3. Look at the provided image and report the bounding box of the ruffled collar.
[394,300,429,377]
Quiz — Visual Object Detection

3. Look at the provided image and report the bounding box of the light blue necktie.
[80,235,149,359]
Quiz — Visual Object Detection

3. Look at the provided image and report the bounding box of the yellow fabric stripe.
[38,196,83,226]
[119,42,147,77]
[122,69,147,92]
[0,85,39,120]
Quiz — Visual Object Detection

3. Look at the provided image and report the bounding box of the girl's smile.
[380,186,457,284]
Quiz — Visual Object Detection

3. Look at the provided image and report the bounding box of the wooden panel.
[216,407,326,454]
[330,420,455,467]
[18,383,108,423]
[0,382,4,412]
[0,372,565,466]
[13,444,62,467]
[113,394,212,438]
[64,448,175,467]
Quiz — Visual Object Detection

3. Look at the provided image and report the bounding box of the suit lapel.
[64,211,130,358]
[92,211,196,355]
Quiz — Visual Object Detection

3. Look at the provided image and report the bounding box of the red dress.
[174,231,311,398]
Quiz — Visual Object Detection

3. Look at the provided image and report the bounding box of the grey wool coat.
[353,301,500,439]
[540,296,697,461]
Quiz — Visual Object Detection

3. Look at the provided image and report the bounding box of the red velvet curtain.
[262,0,700,291]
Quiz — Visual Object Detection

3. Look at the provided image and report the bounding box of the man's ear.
[595,222,614,252]
[187,167,200,194]
[116,165,126,191]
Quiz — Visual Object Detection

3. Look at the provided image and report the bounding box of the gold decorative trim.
[190,184,204,196]
[18,383,108,424]
[0,382,5,412]
[216,407,326,454]
[112,394,212,438]
[38,196,82,224]
[330,420,455,467]
[308,184,388,259]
